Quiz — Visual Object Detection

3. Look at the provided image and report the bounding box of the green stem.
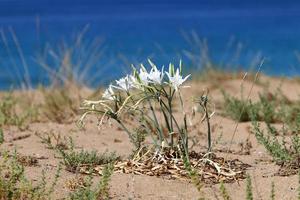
[141,119,159,148]
[168,89,176,147]
[147,98,163,145]
[116,119,137,148]
[159,99,171,135]
[202,97,212,152]
[159,99,189,158]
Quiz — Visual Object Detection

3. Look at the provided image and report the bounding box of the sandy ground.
[1,74,300,200]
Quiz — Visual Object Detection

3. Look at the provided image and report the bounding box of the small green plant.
[195,94,215,152]
[258,93,277,123]
[251,104,300,176]
[0,93,37,130]
[251,120,291,162]
[0,128,4,144]
[97,163,114,199]
[36,131,70,150]
[131,125,147,150]
[68,163,114,200]
[0,151,61,200]
[183,155,204,200]
[59,148,119,173]
[281,104,300,134]
[222,87,300,125]
[219,181,231,200]
[222,90,260,122]
[246,175,253,200]
[0,93,18,126]
[270,181,275,200]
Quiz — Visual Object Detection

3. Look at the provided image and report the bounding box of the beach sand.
[1,74,299,199]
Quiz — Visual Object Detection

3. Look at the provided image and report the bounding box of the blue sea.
[1,0,300,89]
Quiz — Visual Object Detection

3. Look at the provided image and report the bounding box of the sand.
[1,74,299,200]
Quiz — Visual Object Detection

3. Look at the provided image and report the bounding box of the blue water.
[1,0,300,89]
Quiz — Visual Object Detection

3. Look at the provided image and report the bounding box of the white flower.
[113,75,133,92]
[129,68,150,90]
[148,66,164,85]
[102,85,115,100]
[166,68,190,91]
[138,68,149,85]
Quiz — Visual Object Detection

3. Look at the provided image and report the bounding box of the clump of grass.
[0,151,61,200]
[36,25,106,88]
[222,89,292,123]
[193,67,235,83]
[182,31,263,76]
[0,93,37,130]
[36,131,70,150]
[281,104,300,134]
[59,148,119,173]
[68,163,114,200]
[37,131,119,173]
[258,92,278,123]
[222,90,260,122]
[40,88,79,123]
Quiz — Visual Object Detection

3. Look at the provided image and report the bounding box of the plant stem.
[159,99,189,159]
[147,98,163,145]
[116,119,137,148]
[168,96,174,147]
[203,98,212,152]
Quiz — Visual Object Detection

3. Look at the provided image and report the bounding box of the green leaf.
[0,128,4,144]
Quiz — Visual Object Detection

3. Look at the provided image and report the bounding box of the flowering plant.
[79,60,192,156]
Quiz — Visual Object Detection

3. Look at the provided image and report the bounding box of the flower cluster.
[80,60,192,155]
[103,60,190,98]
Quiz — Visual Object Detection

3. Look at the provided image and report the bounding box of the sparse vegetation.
[59,148,119,173]
[251,115,300,177]
[270,181,275,200]
[0,151,61,200]
[222,87,295,124]
[251,120,292,162]
[2,53,300,199]
[0,93,37,130]
[40,88,79,123]
[36,130,70,150]
[36,25,106,87]
[222,90,259,122]
[183,155,204,200]
[68,163,114,200]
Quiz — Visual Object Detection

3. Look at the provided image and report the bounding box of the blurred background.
[0,0,300,89]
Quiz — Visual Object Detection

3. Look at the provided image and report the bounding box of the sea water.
[0,0,300,89]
